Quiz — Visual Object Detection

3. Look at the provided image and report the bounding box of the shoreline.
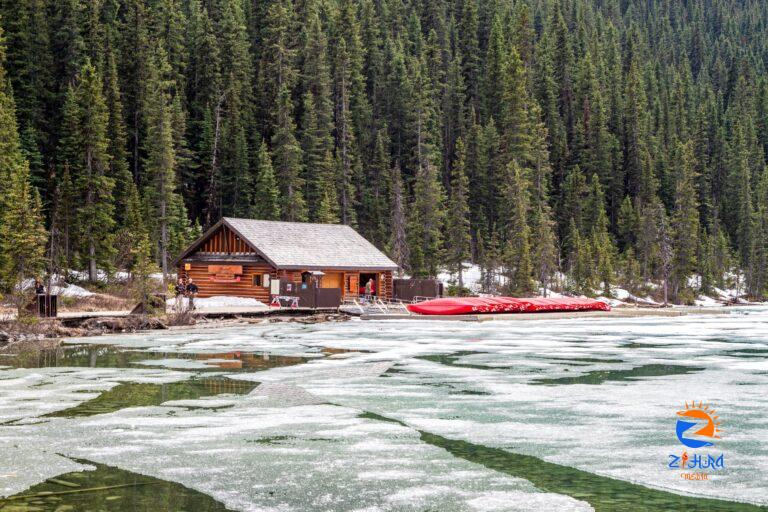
[0,304,761,355]
[0,311,351,354]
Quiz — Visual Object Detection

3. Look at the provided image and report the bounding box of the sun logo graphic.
[676,401,723,448]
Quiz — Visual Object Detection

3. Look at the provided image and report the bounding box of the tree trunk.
[160,197,168,280]
[89,241,97,283]
[206,93,225,227]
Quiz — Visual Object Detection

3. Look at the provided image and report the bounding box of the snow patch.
[167,295,268,310]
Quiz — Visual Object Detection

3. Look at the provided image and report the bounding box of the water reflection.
[0,345,311,372]
[46,378,258,418]
[0,458,233,511]
[531,363,703,385]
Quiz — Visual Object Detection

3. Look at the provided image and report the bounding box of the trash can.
[36,294,58,317]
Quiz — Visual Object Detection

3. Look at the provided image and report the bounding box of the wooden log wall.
[181,261,393,301]
[180,262,275,301]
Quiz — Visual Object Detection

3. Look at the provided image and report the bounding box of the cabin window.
[253,274,270,288]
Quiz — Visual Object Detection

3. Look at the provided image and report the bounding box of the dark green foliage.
[251,140,280,221]
[0,0,766,299]
[444,138,471,288]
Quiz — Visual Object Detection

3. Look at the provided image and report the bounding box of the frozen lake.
[1,308,767,511]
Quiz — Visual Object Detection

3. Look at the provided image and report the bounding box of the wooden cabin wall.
[276,269,393,300]
[179,262,275,301]
[380,271,393,300]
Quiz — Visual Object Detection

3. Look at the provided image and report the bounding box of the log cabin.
[173,217,399,303]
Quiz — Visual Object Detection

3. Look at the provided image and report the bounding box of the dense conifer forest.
[1,0,767,302]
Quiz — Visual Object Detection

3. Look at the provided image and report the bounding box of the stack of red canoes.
[406,296,611,315]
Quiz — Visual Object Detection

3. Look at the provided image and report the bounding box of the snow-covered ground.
[1,307,767,510]
[166,295,268,311]
[438,263,760,309]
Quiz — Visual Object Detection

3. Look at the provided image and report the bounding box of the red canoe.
[406,296,611,315]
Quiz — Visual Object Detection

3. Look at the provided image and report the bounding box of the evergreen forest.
[1,0,768,302]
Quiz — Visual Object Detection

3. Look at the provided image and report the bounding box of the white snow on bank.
[167,295,268,310]
[438,263,507,293]
[19,279,95,298]
[51,284,95,298]
[438,266,767,308]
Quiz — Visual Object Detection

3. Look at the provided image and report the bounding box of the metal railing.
[341,296,412,315]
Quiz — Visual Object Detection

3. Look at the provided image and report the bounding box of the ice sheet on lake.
[0,448,92,497]
[0,367,192,423]
[2,306,767,509]
[0,401,591,511]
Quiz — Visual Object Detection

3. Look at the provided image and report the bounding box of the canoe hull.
[406,297,611,315]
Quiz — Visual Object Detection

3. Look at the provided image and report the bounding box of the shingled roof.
[177,217,399,271]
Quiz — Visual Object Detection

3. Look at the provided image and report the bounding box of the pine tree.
[1,0,54,192]
[251,140,280,220]
[315,151,340,223]
[104,48,132,227]
[272,84,306,221]
[333,36,362,226]
[566,217,592,294]
[501,160,534,295]
[586,174,614,296]
[483,14,506,121]
[530,202,558,295]
[444,138,471,289]
[142,44,188,279]
[67,60,116,282]
[0,161,47,310]
[670,140,700,301]
[185,0,221,222]
[559,166,588,253]
[360,129,392,247]
[0,25,24,188]
[114,180,146,270]
[130,231,160,314]
[213,0,254,219]
[257,0,298,137]
[747,166,768,298]
[408,161,445,277]
[388,163,409,274]
[457,0,480,112]
[498,45,532,167]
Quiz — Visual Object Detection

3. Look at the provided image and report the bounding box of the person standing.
[174,277,186,310]
[364,278,373,302]
[34,279,45,295]
[186,278,199,310]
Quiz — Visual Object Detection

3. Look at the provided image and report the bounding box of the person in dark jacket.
[34,279,45,295]
[174,277,186,309]
[186,278,199,310]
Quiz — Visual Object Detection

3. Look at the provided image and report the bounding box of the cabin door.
[345,274,359,297]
